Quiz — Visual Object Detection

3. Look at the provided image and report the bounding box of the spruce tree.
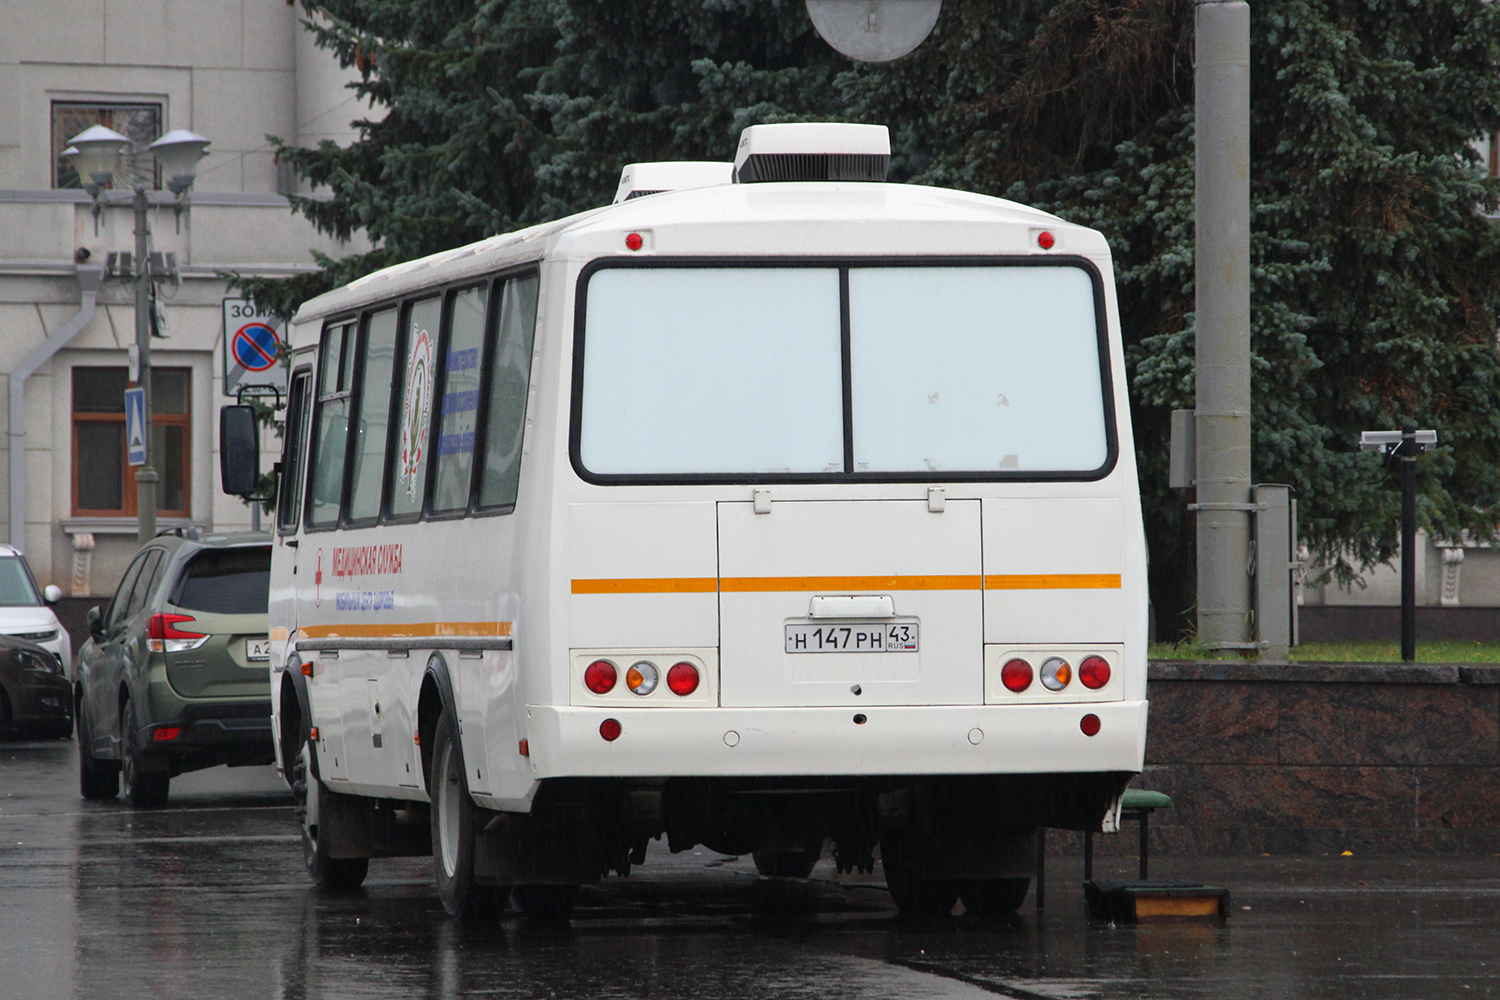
[243,0,1500,636]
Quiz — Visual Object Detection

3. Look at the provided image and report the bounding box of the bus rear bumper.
[524,701,1148,779]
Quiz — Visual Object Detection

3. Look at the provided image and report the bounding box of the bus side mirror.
[220,405,269,499]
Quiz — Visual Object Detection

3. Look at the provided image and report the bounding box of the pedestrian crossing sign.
[125,387,146,466]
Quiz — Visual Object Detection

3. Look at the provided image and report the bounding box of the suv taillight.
[148,613,209,653]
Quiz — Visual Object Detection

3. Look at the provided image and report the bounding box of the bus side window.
[476,272,539,510]
[430,285,486,513]
[277,368,312,534]
[388,297,441,518]
[348,307,400,522]
[307,321,355,528]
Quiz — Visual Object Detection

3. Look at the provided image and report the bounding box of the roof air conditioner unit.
[613,161,734,204]
[733,123,891,184]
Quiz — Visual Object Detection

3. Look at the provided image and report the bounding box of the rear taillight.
[1001,658,1033,692]
[1040,657,1072,691]
[584,659,618,694]
[667,661,700,696]
[626,661,659,695]
[150,613,205,640]
[148,613,208,653]
[1079,655,1111,689]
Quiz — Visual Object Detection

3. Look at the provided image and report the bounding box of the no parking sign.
[222,299,287,397]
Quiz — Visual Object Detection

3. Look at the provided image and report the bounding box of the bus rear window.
[575,263,1110,480]
[169,548,271,615]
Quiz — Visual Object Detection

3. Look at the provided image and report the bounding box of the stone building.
[0,1,367,606]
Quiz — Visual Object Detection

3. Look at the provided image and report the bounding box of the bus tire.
[752,849,820,879]
[961,877,1031,917]
[297,744,368,890]
[429,711,505,919]
[881,837,958,920]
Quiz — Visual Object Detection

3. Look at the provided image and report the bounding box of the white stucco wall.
[0,0,374,595]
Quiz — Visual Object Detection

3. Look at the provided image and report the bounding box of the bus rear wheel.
[430,712,506,919]
[881,837,958,920]
[961,878,1031,917]
[752,849,820,879]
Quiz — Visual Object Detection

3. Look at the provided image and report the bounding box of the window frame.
[382,294,444,526]
[342,305,403,529]
[470,271,540,517]
[277,367,314,536]
[568,255,1119,486]
[122,549,165,622]
[299,262,541,533]
[423,280,492,523]
[105,550,151,631]
[70,366,191,518]
[51,101,163,191]
[304,319,358,532]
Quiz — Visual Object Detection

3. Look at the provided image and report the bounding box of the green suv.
[75,530,274,808]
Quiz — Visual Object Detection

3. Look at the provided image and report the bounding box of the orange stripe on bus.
[574,575,983,594]
[298,621,512,639]
[569,574,1121,595]
[572,577,718,595]
[985,574,1122,590]
[721,575,983,592]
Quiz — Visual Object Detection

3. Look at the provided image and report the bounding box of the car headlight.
[17,650,62,674]
[14,629,58,642]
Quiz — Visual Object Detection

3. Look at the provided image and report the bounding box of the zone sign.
[222,299,287,397]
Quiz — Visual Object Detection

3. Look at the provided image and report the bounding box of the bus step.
[1083,879,1230,923]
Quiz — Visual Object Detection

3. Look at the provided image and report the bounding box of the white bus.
[222,123,1148,922]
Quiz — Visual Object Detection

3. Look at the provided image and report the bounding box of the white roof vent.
[613,161,734,204]
[733,123,891,184]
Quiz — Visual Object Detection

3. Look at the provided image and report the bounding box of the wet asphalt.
[3,735,1500,999]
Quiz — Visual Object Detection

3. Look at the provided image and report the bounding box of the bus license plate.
[245,638,272,661]
[785,623,918,653]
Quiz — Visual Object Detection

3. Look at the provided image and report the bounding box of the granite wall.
[1120,661,1500,856]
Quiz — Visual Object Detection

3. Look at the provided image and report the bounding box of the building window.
[52,102,162,190]
[72,367,190,517]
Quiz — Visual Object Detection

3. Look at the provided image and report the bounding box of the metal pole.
[1401,424,1417,662]
[133,187,158,544]
[1194,1,1254,650]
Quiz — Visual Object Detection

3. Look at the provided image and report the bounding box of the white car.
[0,545,71,682]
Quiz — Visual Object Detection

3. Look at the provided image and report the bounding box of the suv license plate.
[785,623,918,654]
[245,638,272,661]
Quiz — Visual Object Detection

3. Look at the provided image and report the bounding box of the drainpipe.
[8,264,105,553]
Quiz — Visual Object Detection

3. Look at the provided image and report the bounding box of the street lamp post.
[66,127,209,544]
